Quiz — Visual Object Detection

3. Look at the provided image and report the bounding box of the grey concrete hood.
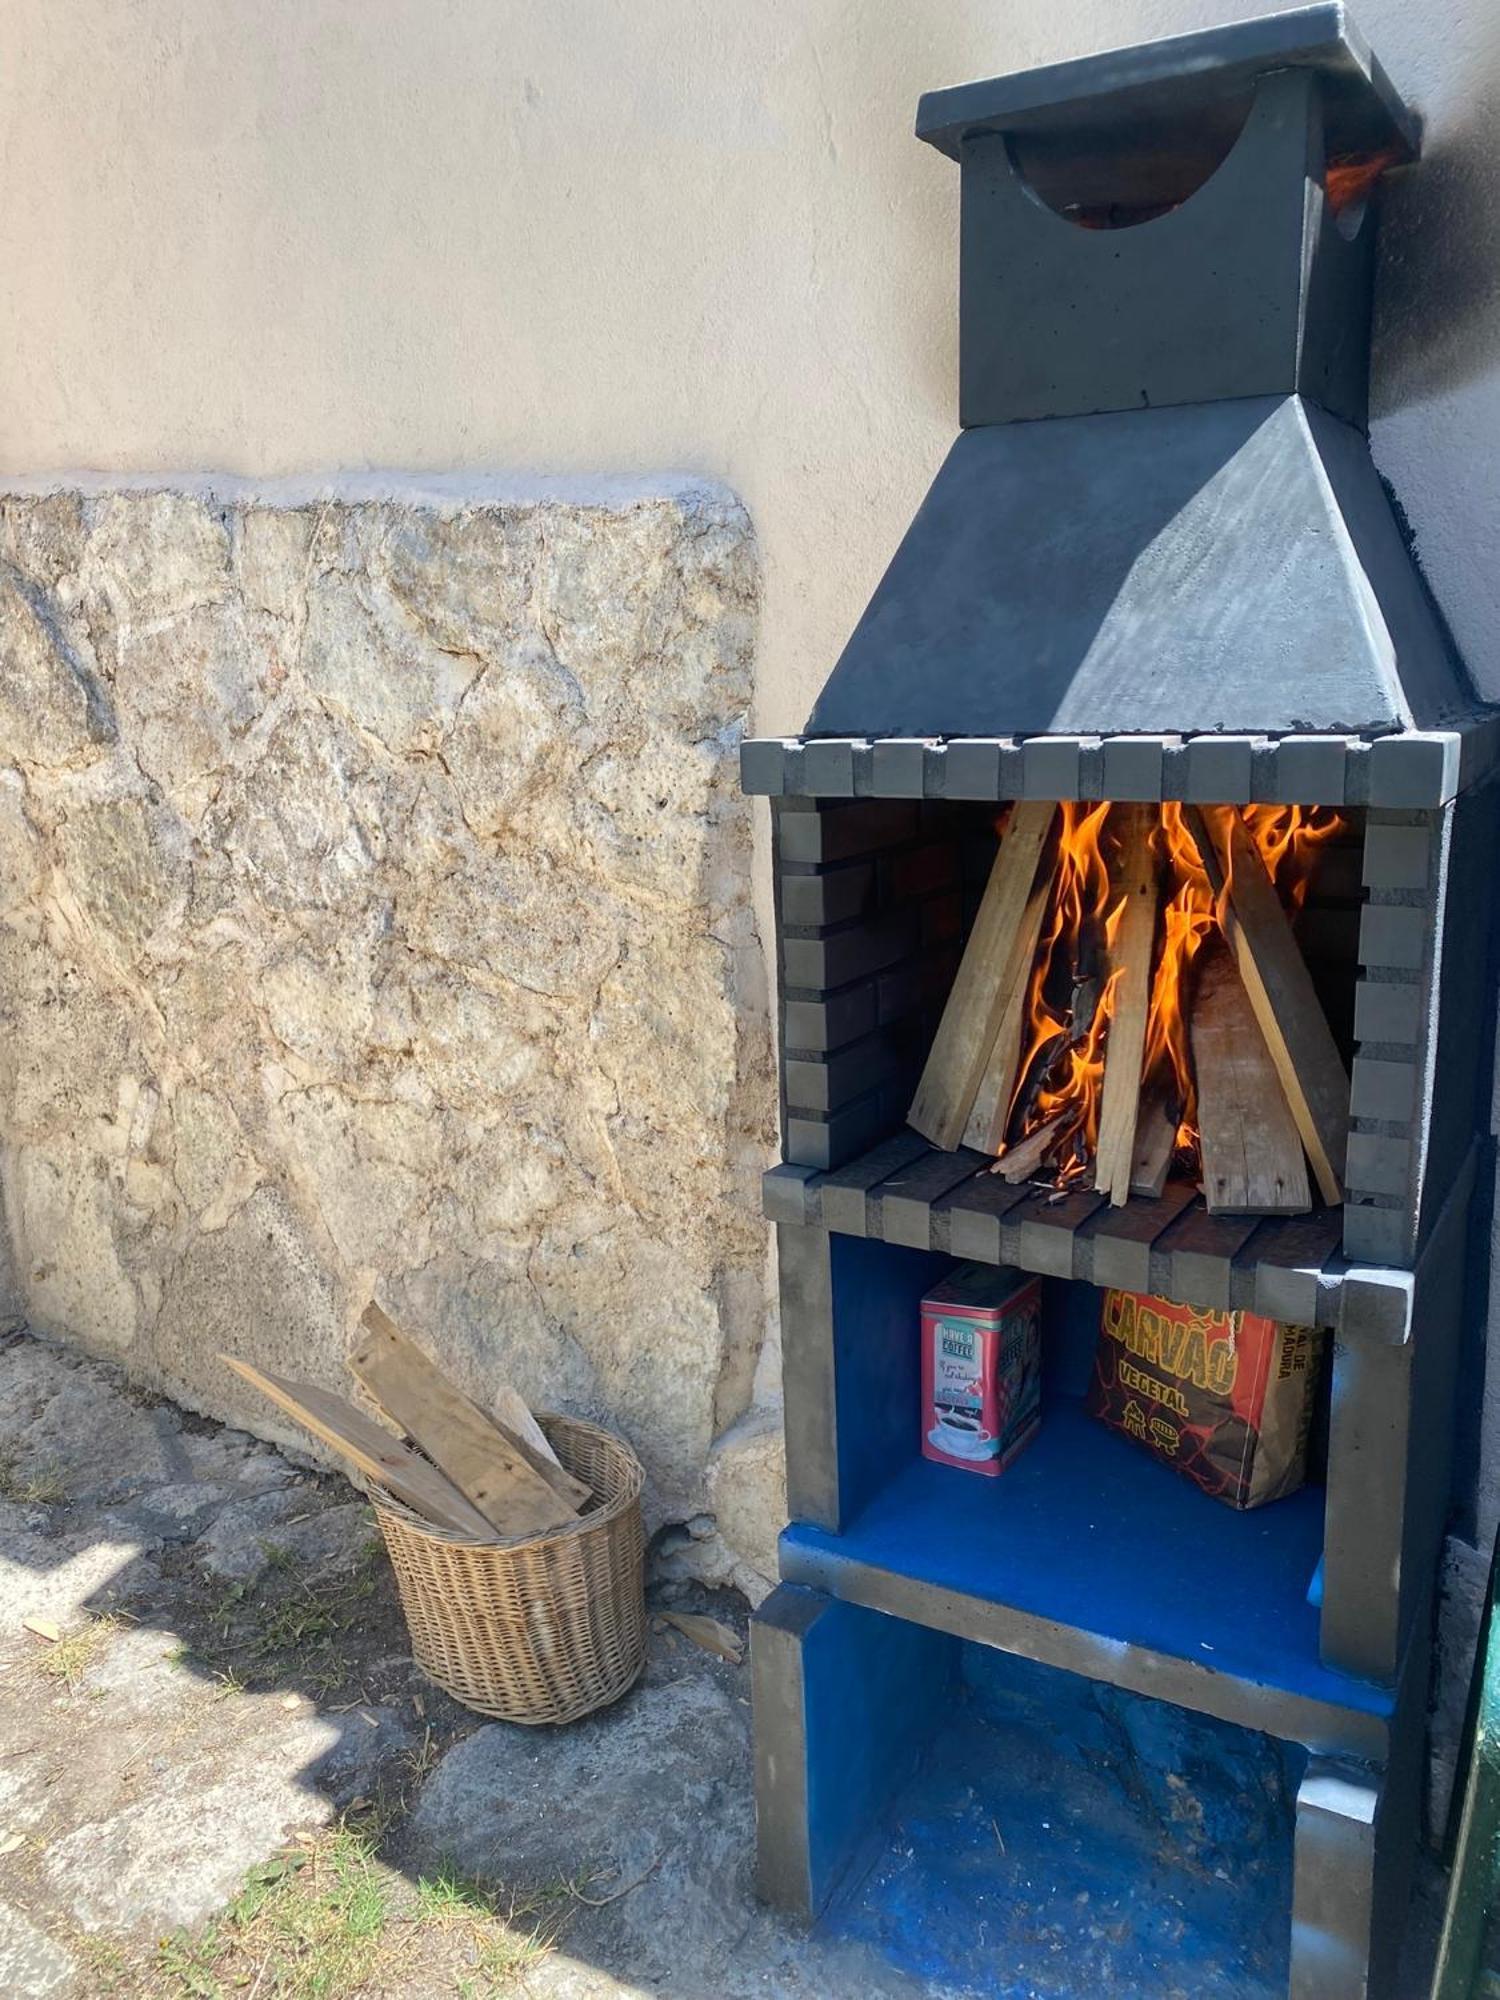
[805,392,1475,741]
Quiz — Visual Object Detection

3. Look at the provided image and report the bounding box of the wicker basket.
[369,1412,646,1725]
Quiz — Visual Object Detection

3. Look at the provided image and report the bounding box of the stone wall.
[0,478,776,1541]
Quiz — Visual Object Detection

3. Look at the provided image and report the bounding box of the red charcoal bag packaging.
[1087,1288,1323,1509]
[921,1263,1042,1477]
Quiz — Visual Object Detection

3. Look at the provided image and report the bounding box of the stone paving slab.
[0,1899,75,1999]
[406,1675,755,1986]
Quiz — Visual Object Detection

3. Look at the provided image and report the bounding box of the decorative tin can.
[920,1263,1042,1477]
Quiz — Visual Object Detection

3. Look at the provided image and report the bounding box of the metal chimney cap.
[916,4,1418,169]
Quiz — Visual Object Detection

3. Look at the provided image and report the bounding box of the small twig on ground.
[572,1852,662,1907]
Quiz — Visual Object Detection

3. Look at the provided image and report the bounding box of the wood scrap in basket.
[220,1304,592,1544]
[351,1304,587,1532]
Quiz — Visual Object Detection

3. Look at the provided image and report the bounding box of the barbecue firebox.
[739,10,1500,1996]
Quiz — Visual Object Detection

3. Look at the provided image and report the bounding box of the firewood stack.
[221,1303,593,1540]
[909,801,1351,1215]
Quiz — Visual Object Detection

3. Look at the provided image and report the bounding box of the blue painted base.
[821,1643,1301,1999]
[785,1400,1392,1726]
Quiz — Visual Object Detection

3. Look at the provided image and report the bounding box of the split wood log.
[352,1304,581,1536]
[993,1113,1067,1183]
[1191,944,1311,1215]
[218,1354,494,1539]
[1183,806,1349,1204]
[909,801,1057,1151]
[1094,803,1160,1207]
[494,1385,560,1468]
[491,1384,589,1510]
[490,1388,592,1510]
[962,875,1050,1154]
[1129,1082,1178,1198]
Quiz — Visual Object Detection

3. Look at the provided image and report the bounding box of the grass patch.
[70,1933,137,1995]
[155,1826,389,1999]
[416,1861,562,1992]
[34,1615,118,1692]
[414,1860,498,1926]
[0,1450,66,1505]
[150,1826,561,1998]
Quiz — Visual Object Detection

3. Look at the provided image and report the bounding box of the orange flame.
[1005,801,1124,1186]
[1143,803,1219,1153]
[998,801,1344,1186]
[1325,148,1403,215]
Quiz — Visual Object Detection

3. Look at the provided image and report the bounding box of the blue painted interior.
[828,1233,951,1523]
[789,1251,1383,1723]
[822,1640,1301,1999]
[800,1595,958,1914]
[785,1401,1391,1722]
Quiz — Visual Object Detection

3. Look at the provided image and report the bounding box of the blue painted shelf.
[780,1400,1397,1758]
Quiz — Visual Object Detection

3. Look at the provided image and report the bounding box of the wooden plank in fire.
[908,800,1057,1151]
[1184,806,1349,1206]
[1191,944,1311,1216]
[1094,802,1160,1206]
[1129,1083,1178,1198]
[962,874,1050,1155]
[994,1114,1067,1183]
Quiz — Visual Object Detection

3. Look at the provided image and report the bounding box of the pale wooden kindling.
[1184,806,1349,1205]
[909,800,1057,1151]
[352,1303,579,1538]
[1129,1082,1178,1198]
[1192,945,1311,1215]
[218,1354,494,1539]
[492,1384,591,1510]
[962,874,1051,1154]
[994,1113,1067,1184]
[494,1385,562,1468]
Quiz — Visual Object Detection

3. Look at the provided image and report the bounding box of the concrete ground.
[0,1327,1454,1998]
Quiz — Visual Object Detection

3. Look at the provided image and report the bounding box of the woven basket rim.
[362,1409,644,1553]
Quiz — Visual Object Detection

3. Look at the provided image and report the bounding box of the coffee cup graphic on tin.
[932,1402,997,1460]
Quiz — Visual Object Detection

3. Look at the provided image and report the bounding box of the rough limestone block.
[0,1902,75,1999]
[705,1403,787,1592]
[0,480,774,1523]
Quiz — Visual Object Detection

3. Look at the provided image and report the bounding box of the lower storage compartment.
[752,1585,1416,1999]
[782,1225,1415,1700]
[828,1641,1300,1998]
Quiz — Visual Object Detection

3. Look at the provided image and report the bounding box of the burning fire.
[1007,802,1124,1185]
[1000,802,1342,1188]
[1325,148,1404,216]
